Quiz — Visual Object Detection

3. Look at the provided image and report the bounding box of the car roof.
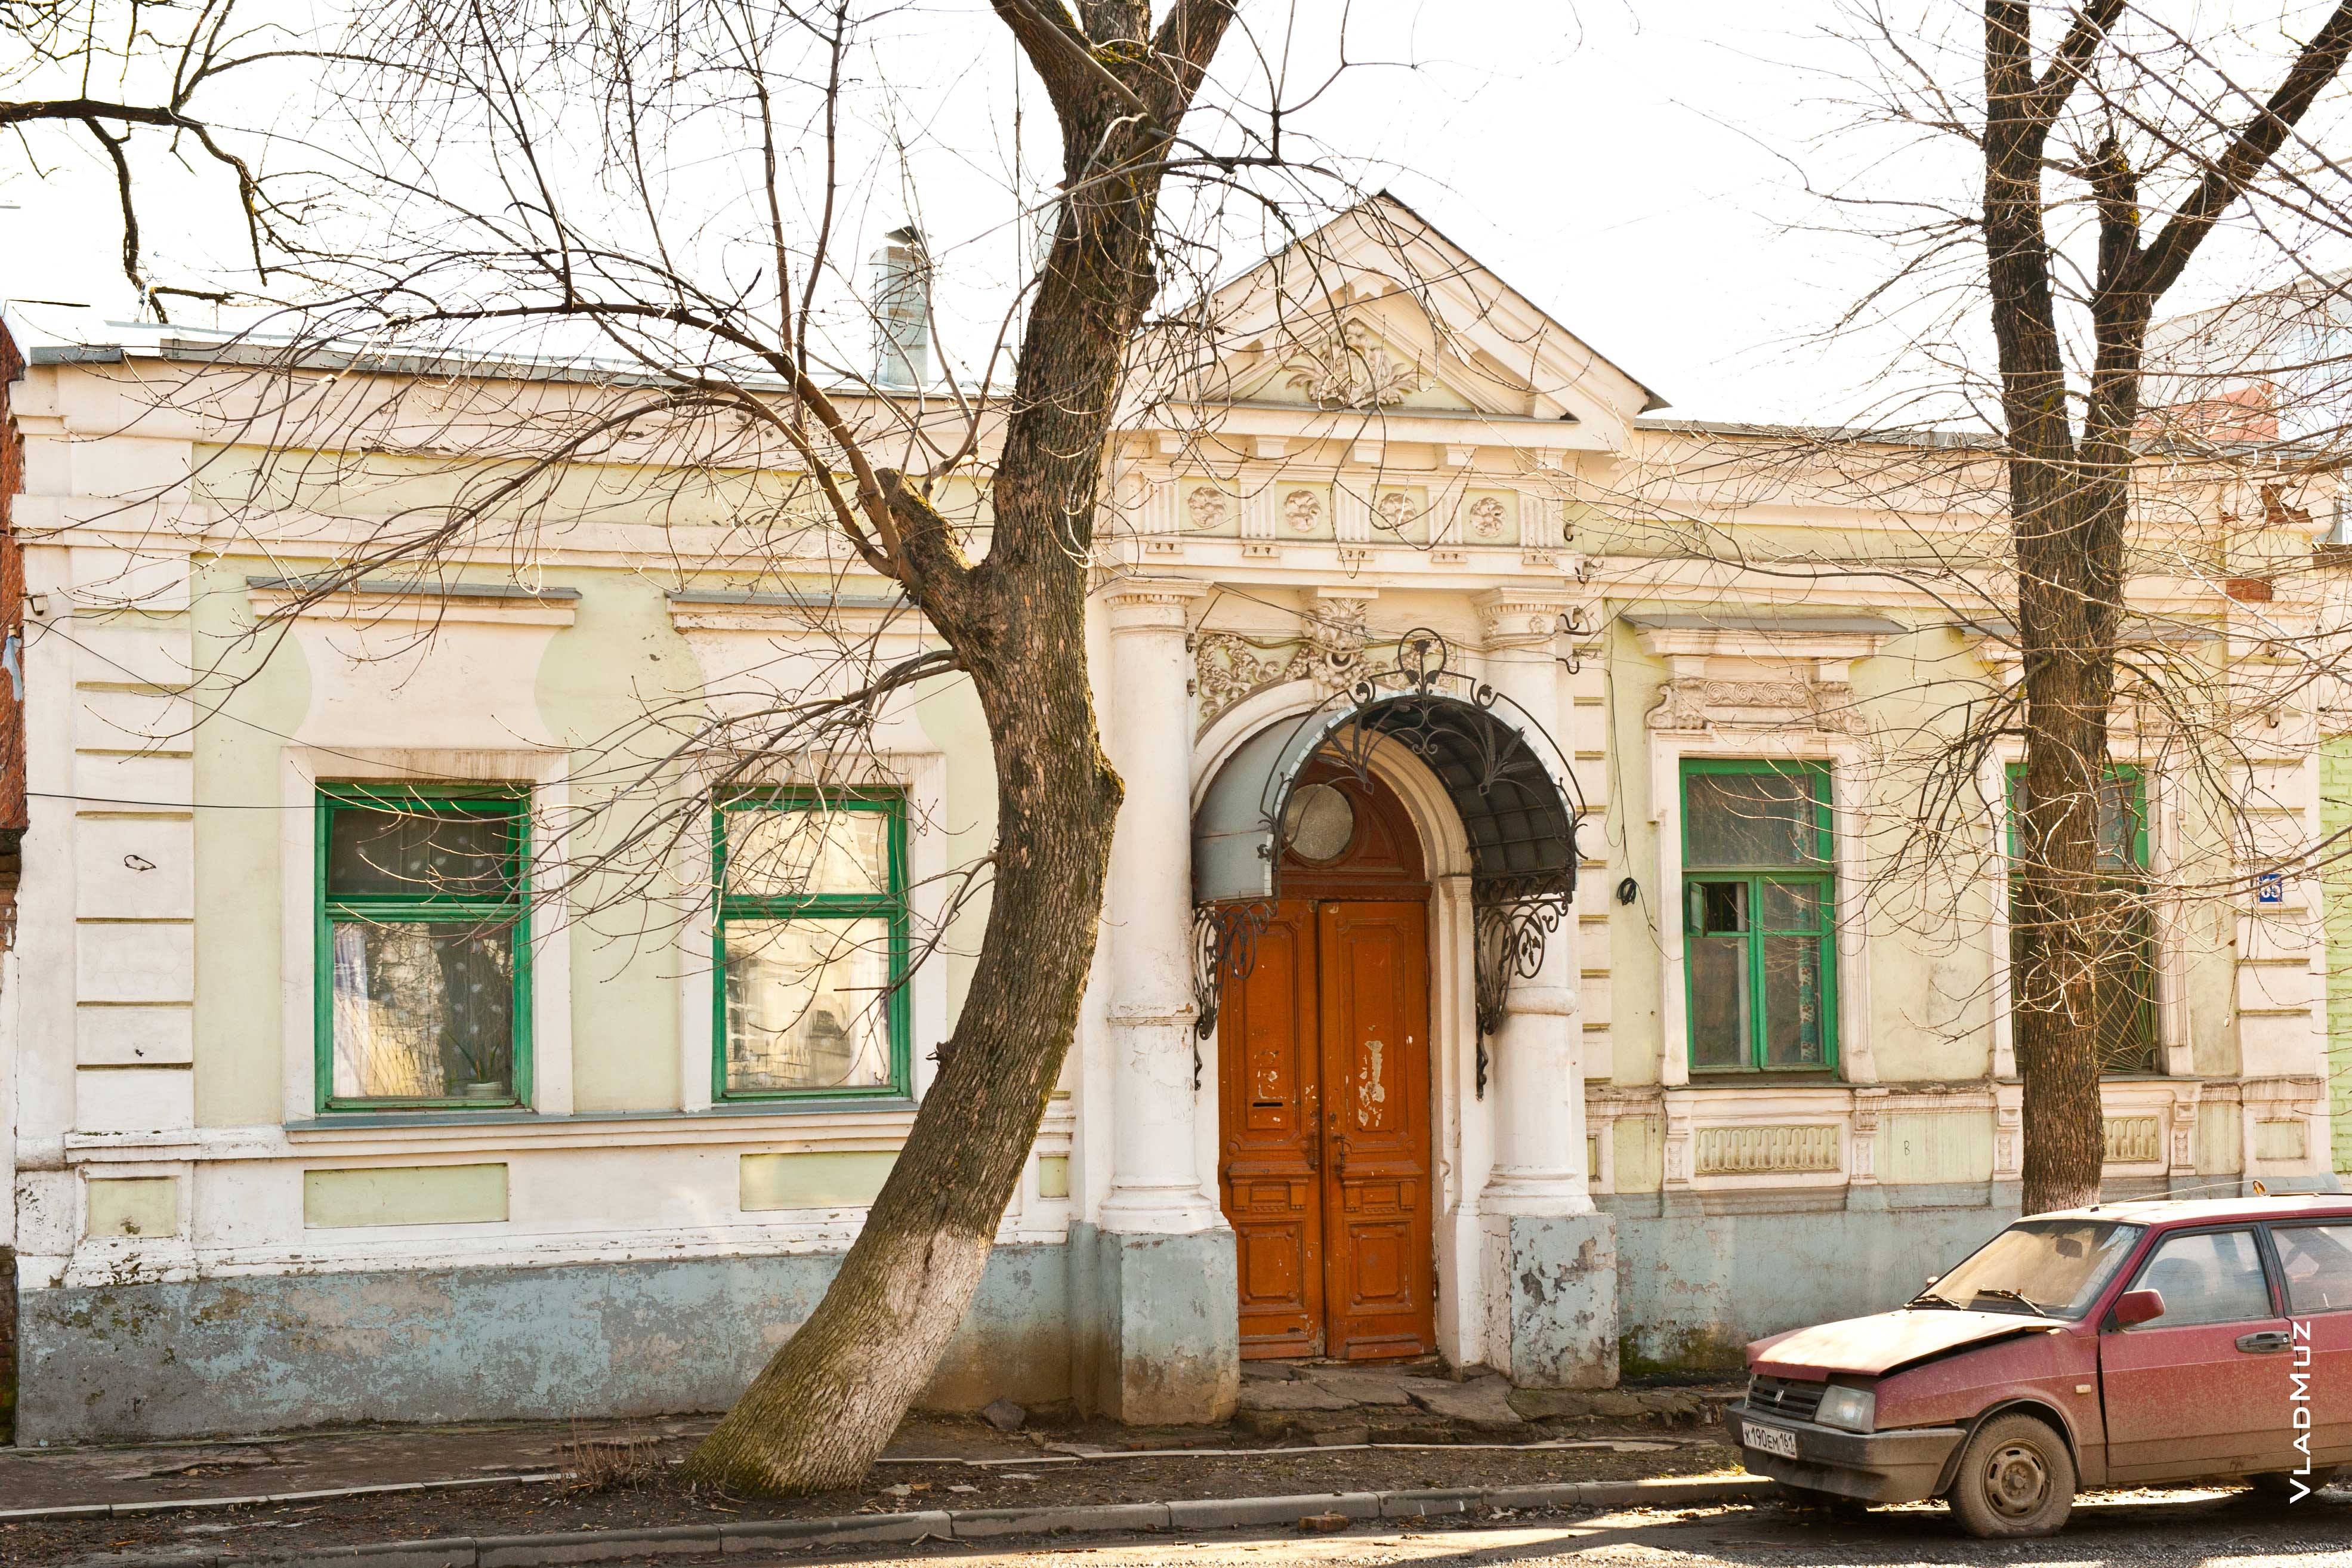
[2028,1194,2352,1226]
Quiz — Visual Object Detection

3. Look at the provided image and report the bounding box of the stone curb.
[58,1475,1772,1567]
[0,1473,566,1524]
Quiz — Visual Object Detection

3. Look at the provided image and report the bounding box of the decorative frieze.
[2101,1116,2163,1165]
[1693,1123,1841,1176]
[1646,678,1866,736]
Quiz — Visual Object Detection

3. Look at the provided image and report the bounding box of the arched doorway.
[1216,760,1434,1360]
[1190,631,1583,1364]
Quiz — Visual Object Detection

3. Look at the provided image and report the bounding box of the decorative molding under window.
[1693,1123,1841,1176]
[1646,678,1866,736]
[2102,1116,2163,1165]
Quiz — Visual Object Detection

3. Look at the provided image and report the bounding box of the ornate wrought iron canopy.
[1190,629,1581,1089]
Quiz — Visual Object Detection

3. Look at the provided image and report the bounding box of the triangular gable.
[1174,194,1667,443]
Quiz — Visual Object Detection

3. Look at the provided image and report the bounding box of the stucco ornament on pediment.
[1646,677,1868,736]
[1280,318,1425,409]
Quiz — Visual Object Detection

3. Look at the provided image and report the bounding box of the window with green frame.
[2006,764,2159,1074]
[316,785,530,1112]
[1681,759,1837,1072]
[714,791,911,1101]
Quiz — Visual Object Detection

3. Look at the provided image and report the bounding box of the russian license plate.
[1746,1421,1800,1460]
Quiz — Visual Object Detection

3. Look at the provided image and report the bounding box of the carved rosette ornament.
[1645,678,1867,735]
[1468,495,1508,539]
[1185,484,1230,532]
[1281,319,1425,409]
[1282,489,1323,533]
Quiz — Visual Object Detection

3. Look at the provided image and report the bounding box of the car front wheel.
[1946,1412,2076,1539]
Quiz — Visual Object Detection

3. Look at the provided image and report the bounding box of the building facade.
[2,203,2341,1441]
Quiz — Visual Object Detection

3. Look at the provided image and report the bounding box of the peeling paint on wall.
[17,1244,1070,1443]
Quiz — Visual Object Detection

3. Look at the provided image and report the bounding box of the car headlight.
[1814,1385,1875,1433]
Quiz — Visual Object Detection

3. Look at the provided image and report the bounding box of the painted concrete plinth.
[1489,1213,1618,1390]
[1072,1221,1238,1424]
[14,1244,1069,1443]
[1604,1184,2023,1375]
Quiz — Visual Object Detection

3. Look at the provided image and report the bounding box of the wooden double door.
[1219,897,1434,1359]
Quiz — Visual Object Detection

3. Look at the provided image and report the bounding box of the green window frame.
[712,790,912,1103]
[1680,758,1838,1073]
[314,783,532,1113]
[2005,763,2159,1074]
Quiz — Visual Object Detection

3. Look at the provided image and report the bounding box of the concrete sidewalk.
[0,1365,1734,1517]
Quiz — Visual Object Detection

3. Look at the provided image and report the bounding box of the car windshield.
[1923,1219,2146,1319]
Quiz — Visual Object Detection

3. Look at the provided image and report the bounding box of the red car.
[1724,1194,2352,1536]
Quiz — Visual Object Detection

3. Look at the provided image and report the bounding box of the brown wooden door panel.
[1317,901,1434,1360]
[1217,900,1323,1357]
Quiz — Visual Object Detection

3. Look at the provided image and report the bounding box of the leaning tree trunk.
[684,2,1237,1493]
[684,589,1121,1494]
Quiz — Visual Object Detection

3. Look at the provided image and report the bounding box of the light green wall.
[740,1150,897,1209]
[303,1163,510,1227]
[85,1177,178,1238]
[915,672,997,1028]
[185,555,1005,1124]
[2197,1100,2245,1176]
[1597,613,2255,1092]
[1852,629,2000,1082]
[1881,1112,1994,1184]
[533,572,696,1113]
[192,557,311,1127]
[1604,618,2005,1087]
[1612,1115,1664,1193]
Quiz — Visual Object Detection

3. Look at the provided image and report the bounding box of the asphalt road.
[738,1486,2352,1567]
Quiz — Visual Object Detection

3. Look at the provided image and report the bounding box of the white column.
[1476,594,1592,1217]
[1098,578,1221,1234]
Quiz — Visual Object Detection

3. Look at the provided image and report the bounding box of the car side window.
[2126,1228,2274,1327]
[2272,1223,2352,1314]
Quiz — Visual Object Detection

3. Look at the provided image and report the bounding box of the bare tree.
[0,0,295,312]
[1582,1,2352,1219]
[1977,0,2352,1214]
[104,0,1443,1496]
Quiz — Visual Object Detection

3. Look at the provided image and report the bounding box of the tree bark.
[684,0,1238,1495]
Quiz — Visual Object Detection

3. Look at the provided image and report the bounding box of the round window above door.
[1282,782,1357,863]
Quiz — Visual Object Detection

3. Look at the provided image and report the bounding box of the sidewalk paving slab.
[47,1479,1783,1568]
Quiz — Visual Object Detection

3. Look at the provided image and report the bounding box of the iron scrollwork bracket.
[1191,901,1274,1085]
[1471,887,1566,1099]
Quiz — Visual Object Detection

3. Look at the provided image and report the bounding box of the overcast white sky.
[5,2,2343,423]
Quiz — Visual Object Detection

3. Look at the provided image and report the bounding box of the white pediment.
[1172,196,1665,446]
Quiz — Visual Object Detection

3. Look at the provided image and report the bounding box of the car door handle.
[2237,1330,2293,1354]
